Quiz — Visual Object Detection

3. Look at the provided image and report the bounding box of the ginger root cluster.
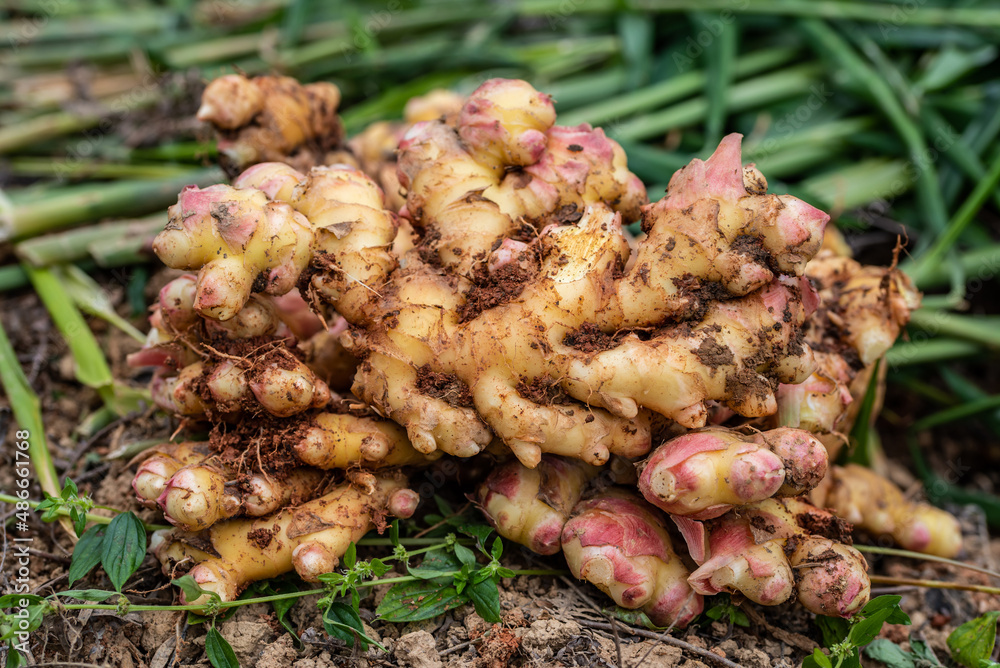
[128,75,962,625]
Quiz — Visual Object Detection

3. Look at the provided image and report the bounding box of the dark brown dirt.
[416,365,475,408]
[562,323,619,353]
[796,508,855,545]
[457,250,539,323]
[694,337,734,369]
[515,376,572,406]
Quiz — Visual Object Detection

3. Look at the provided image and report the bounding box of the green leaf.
[100,512,147,592]
[68,524,106,586]
[491,537,503,561]
[948,611,1000,668]
[861,595,902,615]
[369,558,390,578]
[467,575,501,624]
[848,608,894,647]
[376,579,466,623]
[344,543,357,570]
[5,641,26,668]
[61,478,78,501]
[862,595,911,626]
[611,606,663,630]
[808,648,834,668]
[171,575,220,606]
[0,595,44,609]
[204,627,239,668]
[909,635,943,665]
[433,495,454,517]
[323,601,384,651]
[0,602,45,642]
[457,523,494,550]
[407,548,462,580]
[815,615,851,648]
[453,543,476,567]
[57,264,146,342]
[847,359,882,465]
[268,589,301,646]
[71,509,86,539]
[50,590,119,602]
[865,639,916,668]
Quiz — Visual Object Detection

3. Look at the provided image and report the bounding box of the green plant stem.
[16,215,164,267]
[0,493,169,532]
[884,338,980,367]
[0,168,223,241]
[699,10,737,151]
[5,159,194,181]
[911,394,1000,432]
[906,147,1000,284]
[855,545,1000,580]
[558,46,794,127]
[0,89,164,155]
[56,569,566,613]
[908,310,1000,349]
[24,264,115,404]
[909,243,1000,290]
[611,64,820,141]
[355,537,471,547]
[868,575,1000,596]
[600,0,1000,26]
[800,19,947,234]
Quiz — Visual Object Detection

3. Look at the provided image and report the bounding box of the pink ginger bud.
[477,456,597,555]
[561,492,703,628]
[638,428,828,520]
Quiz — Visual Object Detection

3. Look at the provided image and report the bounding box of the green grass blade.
[800,19,948,234]
[23,264,115,403]
[906,148,1000,284]
[0,316,62,501]
[57,265,145,343]
[885,338,981,368]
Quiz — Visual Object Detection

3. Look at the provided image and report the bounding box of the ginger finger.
[561,491,704,628]
[152,474,417,607]
[476,455,599,555]
[638,427,828,519]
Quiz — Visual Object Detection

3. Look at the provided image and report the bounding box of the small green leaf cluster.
[804,595,911,668]
[35,479,93,538]
[703,594,750,629]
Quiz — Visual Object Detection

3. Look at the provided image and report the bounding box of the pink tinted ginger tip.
[662,134,747,209]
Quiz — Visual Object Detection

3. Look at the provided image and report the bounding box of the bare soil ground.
[1,267,998,667]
